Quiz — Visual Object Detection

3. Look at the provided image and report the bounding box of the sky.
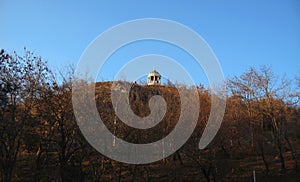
[0,0,300,86]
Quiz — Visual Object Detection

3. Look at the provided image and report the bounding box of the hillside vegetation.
[1,49,300,181]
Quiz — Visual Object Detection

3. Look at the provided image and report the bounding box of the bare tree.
[228,66,297,172]
[0,48,51,181]
[38,67,87,181]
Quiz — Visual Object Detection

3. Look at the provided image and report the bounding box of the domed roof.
[148,69,161,77]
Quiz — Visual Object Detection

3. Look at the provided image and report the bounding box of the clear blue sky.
[1,0,299,85]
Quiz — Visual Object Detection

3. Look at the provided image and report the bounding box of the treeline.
[0,49,299,181]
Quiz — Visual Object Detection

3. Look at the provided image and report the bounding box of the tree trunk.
[118,163,122,182]
[277,138,286,172]
[202,167,211,182]
[260,143,269,175]
[131,164,137,182]
[285,133,298,170]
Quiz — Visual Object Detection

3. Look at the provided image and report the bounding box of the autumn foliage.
[0,49,300,181]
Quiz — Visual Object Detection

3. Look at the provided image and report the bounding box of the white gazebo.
[147,68,161,85]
